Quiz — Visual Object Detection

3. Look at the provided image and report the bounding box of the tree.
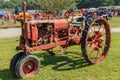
[76,0,116,8]
[36,0,76,15]
[114,0,120,5]
[0,0,4,8]
[0,0,119,11]
[77,0,100,8]
[102,0,115,6]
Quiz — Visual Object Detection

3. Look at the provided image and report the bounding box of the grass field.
[0,19,20,29]
[0,33,120,80]
[109,17,120,28]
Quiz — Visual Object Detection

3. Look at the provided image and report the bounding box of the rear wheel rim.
[85,18,110,63]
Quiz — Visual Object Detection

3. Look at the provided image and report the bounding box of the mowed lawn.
[0,19,20,29]
[109,17,120,28]
[0,33,120,80]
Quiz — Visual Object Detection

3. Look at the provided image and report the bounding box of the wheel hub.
[91,31,104,50]
[22,60,36,75]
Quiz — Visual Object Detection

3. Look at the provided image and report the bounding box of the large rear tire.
[81,18,111,64]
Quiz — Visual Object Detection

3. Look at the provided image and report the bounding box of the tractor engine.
[29,19,69,46]
[37,23,53,45]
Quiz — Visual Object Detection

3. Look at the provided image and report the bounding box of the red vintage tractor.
[10,2,111,78]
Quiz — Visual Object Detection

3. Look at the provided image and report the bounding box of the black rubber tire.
[15,54,40,78]
[10,52,24,77]
[81,18,110,64]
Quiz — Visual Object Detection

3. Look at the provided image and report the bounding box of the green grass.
[0,33,120,80]
[108,17,120,28]
[0,19,20,29]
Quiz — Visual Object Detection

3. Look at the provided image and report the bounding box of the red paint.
[30,24,38,45]
[22,60,37,77]
[54,19,69,29]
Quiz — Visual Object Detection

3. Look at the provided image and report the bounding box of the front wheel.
[10,52,25,77]
[81,18,111,64]
[15,54,40,78]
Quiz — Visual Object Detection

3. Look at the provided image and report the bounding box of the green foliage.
[103,0,115,6]
[0,0,120,12]
[36,0,76,14]
[114,0,120,5]
[77,0,119,8]
[1,0,76,14]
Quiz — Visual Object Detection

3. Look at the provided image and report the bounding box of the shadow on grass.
[36,51,91,71]
[0,51,91,80]
[0,69,19,80]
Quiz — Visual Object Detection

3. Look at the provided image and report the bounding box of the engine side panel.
[54,19,69,29]
[30,24,38,45]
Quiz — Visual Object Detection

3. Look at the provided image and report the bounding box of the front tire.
[10,52,25,77]
[15,54,40,78]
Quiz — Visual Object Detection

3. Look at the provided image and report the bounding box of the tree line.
[0,0,120,13]
[76,0,120,8]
